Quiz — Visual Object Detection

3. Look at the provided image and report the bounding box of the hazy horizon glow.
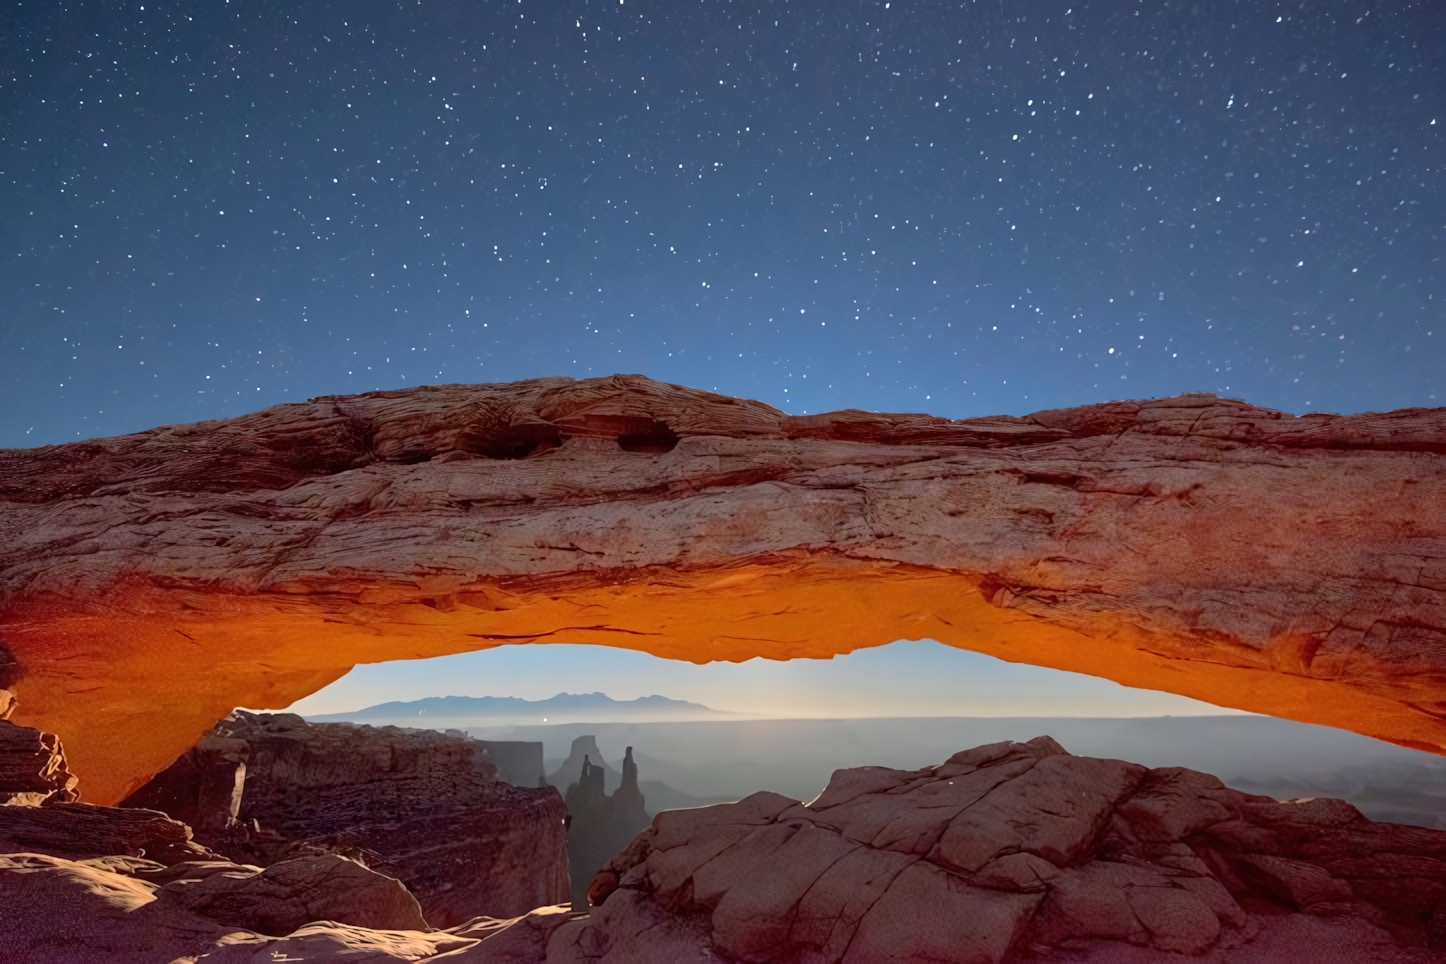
[281,639,1243,720]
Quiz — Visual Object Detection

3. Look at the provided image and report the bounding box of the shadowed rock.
[5,729,1445,962]
[474,738,547,788]
[562,746,651,911]
[573,737,1446,963]
[549,736,622,795]
[1,375,1443,803]
[122,711,570,927]
[0,851,440,963]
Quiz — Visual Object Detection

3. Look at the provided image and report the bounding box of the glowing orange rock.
[1,375,1443,804]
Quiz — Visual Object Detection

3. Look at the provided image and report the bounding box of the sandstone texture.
[0,375,1443,802]
[5,722,1446,962]
[0,799,222,865]
[0,851,447,964]
[0,705,571,963]
[0,716,78,805]
[565,736,1446,963]
[123,710,570,926]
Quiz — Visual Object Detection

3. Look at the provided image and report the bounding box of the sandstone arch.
[1,374,1443,805]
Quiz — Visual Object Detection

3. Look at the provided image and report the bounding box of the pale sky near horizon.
[282,638,1242,719]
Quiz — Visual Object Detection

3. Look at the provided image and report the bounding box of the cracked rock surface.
[566,737,1446,963]
[1,375,1443,803]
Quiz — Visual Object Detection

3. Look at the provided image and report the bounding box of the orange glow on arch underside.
[6,555,1438,806]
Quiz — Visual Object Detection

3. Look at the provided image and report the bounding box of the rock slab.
[570,736,1446,963]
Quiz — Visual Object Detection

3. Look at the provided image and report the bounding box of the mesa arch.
[1,374,1444,805]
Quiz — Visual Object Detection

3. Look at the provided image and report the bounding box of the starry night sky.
[2,0,1441,448]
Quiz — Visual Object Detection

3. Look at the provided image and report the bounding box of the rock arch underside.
[1,374,1443,806]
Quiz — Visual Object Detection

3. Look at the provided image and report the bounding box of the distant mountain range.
[307,692,739,725]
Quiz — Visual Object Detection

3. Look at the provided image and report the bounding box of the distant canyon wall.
[0,374,1443,804]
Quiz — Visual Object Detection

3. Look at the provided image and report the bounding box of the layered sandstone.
[0,375,1443,803]
[123,711,570,926]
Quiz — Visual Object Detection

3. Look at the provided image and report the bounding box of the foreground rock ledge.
[7,735,1444,963]
[0,374,1443,803]
[574,736,1446,963]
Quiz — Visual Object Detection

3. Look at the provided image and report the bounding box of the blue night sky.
[3,0,1441,714]
[3,0,1441,447]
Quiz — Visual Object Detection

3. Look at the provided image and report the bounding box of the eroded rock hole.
[616,419,679,454]
[470,422,563,460]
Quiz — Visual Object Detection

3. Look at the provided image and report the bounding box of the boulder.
[0,716,78,805]
[0,377,1443,805]
[123,711,570,927]
[0,851,429,963]
[199,923,480,963]
[0,852,229,964]
[154,852,427,934]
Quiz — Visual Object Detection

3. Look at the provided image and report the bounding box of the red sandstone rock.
[123,710,570,927]
[0,842,571,964]
[0,376,1443,803]
[0,801,222,865]
[568,737,1446,963]
[0,715,547,962]
[201,923,483,962]
[6,734,1445,962]
[0,852,231,964]
[0,851,434,963]
[154,852,428,934]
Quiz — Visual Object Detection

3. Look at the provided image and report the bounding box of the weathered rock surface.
[561,737,1446,963]
[152,852,428,934]
[0,712,565,962]
[0,716,78,805]
[1,375,1443,802]
[0,800,222,865]
[123,710,570,927]
[0,840,572,964]
[0,851,439,964]
[7,733,1446,963]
